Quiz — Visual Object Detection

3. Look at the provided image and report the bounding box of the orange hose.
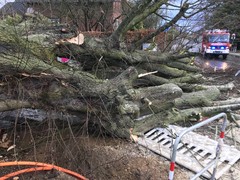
[0,167,52,180]
[0,161,88,180]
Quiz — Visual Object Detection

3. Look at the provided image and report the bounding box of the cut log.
[213,97,240,106]
[174,86,221,108]
[201,82,235,92]
[56,33,84,45]
[133,103,240,134]
[0,108,87,129]
[166,61,200,72]
[0,100,32,111]
[142,63,187,77]
[0,1,232,141]
[180,104,240,117]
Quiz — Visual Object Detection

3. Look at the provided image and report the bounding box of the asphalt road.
[194,53,240,74]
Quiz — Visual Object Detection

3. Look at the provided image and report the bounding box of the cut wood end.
[130,128,138,142]
[67,33,84,45]
[55,33,84,45]
[138,71,158,78]
[130,134,138,142]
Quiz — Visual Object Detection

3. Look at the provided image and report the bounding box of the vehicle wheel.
[223,54,227,60]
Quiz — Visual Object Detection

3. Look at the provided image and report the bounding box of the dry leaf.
[130,134,138,142]
[129,128,138,142]
[56,33,84,45]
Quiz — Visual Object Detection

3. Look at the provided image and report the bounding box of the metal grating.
[137,125,240,179]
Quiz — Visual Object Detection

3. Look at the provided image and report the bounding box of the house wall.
[112,0,122,30]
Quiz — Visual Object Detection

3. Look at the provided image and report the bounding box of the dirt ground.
[0,126,189,180]
[0,55,240,180]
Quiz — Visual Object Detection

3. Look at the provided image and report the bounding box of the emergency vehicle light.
[220,46,225,50]
[211,46,216,50]
[205,29,229,33]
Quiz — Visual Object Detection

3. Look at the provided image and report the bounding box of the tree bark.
[174,86,220,108]
[1,1,239,139]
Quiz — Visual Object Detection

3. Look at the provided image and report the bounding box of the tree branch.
[132,2,189,50]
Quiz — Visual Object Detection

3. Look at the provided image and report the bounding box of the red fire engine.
[202,29,231,59]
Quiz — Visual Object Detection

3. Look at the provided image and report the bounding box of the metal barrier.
[168,113,228,180]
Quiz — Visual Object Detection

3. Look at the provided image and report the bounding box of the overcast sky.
[0,0,15,9]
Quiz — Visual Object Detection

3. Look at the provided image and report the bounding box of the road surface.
[194,53,240,74]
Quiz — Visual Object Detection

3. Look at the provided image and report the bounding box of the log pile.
[0,9,239,139]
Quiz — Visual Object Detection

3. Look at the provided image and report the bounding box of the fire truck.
[202,29,231,59]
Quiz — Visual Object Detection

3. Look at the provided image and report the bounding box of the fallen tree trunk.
[133,103,240,134]
[213,97,240,106]
[1,41,240,139]
[142,63,187,78]
[200,82,235,92]
[0,100,32,111]
[174,86,221,108]
[0,56,185,137]
[0,108,87,129]
[1,14,240,140]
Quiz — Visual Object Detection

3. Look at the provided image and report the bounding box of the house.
[0,0,128,31]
